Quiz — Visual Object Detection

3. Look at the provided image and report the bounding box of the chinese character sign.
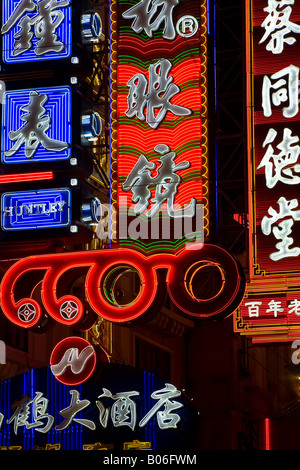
[1,0,72,64]
[234,289,300,342]
[111,0,208,252]
[247,0,300,276]
[1,86,72,164]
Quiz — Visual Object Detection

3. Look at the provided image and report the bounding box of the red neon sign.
[235,282,300,343]
[50,337,97,386]
[0,244,245,328]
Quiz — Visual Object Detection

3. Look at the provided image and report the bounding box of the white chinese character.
[288,299,300,315]
[244,301,262,317]
[257,128,300,188]
[126,59,191,129]
[122,0,179,40]
[261,196,300,260]
[262,65,299,118]
[122,144,195,218]
[266,299,284,317]
[260,0,300,54]
[7,392,54,434]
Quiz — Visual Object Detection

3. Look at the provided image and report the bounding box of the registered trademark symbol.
[176,15,199,38]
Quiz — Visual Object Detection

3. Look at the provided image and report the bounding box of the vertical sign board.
[235,0,300,342]
[110,0,208,253]
[0,363,199,451]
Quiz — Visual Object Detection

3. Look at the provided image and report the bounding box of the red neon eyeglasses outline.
[0,244,245,328]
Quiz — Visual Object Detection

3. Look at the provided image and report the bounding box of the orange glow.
[0,245,245,327]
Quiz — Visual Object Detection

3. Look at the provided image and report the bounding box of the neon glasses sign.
[1,0,72,63]
[1,86,71,164]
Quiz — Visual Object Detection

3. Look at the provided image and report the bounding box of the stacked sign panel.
[235,0,300,342]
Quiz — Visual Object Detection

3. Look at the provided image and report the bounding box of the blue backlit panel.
[2,0,72,64]
[1,188,71,230]
[1,86,72,164]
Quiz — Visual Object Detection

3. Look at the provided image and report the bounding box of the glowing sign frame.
[1,0,72,64]
[1,86,72,164]
[246,0,300,278]
[50,336,97,386]
[1,187,72,231]
[110,0,209,253]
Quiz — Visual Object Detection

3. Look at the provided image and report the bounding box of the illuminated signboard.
[247,0,300,278]
[110,0,208,252]
[236,0,300,343]
[0,363,199,451]
[1,0,72,64]
[1,86,71,164]
[1,188,71,231]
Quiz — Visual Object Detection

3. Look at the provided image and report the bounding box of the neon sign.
[1,188,71,231]
[1,0,72,64]
[234,281,300,343]
[0,363,198,451]
[247,0,300,277]
[110,0,208,253]
[240,0,300,342]
[1,86,71,164]
[50,337,97,385]
[0,244,245,328]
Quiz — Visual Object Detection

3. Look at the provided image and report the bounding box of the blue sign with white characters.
[1,188,71,230]
[1,86,72,164]
[1,0,72,64]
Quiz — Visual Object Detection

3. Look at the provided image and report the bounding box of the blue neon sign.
[1,188,71,231]
[1,86,72,164]
[1,0,72,64]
